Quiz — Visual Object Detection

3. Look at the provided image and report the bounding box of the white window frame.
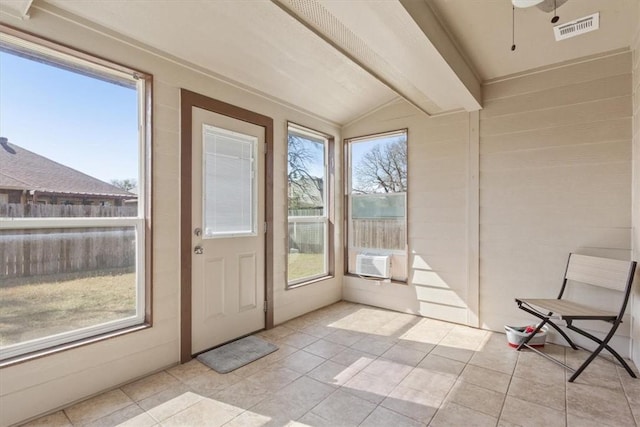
[287,124,331,288]
[346,130,408,281]
[0,29,150,362]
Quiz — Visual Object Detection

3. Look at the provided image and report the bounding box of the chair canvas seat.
[516,298,617,320]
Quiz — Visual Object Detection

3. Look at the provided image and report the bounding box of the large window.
[287,124,332,286]
[0,28,151,362]
[347,130,407,281]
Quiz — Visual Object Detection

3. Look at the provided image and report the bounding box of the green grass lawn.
[0,273,136,346]
[1,255,325,347]
[288,252,325,282]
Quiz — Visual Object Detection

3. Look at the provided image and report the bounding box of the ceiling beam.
[0,0,33,20]
[271,0,435,117]
[399,0,482,111]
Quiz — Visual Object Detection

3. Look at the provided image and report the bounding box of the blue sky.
[0,50,139,183]
[288,133,325,179]
[350,134,405,191]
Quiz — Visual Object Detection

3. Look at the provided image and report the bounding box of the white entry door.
[191,107,265,354]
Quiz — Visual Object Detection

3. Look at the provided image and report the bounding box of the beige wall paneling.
[343,100,478,327]
[467,111,480,327]
[484,51,631,102]
[0,4,342,425]
[480,52,634,357]
[631,4,640,367]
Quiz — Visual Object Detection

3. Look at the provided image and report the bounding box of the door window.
[202,125,257,238]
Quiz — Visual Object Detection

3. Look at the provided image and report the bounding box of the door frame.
[180,89,274,363]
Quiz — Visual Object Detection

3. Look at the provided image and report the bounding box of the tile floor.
[23,302,640,427]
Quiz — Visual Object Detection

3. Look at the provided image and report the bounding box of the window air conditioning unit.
[355,253,391,279]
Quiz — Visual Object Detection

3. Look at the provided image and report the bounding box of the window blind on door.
[203,125,257,237]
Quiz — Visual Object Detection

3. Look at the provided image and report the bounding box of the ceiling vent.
[553,13,599,41]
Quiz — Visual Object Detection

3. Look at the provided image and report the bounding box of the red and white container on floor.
[504,324,548,348]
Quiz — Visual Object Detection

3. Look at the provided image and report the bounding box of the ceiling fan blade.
[512,0,544,8]
[536,0,569,13]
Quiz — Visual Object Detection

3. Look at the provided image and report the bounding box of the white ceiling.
[7,0,637,124]
[40,0,401,125]
[429,0,637,81]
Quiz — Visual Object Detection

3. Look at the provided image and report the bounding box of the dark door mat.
[196,335,278,374]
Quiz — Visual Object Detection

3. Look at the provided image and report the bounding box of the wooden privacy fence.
[288,220,324,254]
[1,227,136,278]
[287,217,406,254]
[1,203,136,278]
[288,208,324,253]
[352,219,405,250]
[0,203,136,218]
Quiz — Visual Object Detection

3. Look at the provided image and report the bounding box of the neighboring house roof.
[0,138,134,198]
[0,171,30,189]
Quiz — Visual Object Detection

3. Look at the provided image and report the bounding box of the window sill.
[286,275,334,290]
[0,323,151,369]
[344,273,408,285]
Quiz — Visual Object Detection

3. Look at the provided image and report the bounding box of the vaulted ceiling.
[1,0,636,125]
[430,0,636,81]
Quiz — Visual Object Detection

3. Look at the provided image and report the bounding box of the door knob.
[194,246,204,254]
[194,228,202,236]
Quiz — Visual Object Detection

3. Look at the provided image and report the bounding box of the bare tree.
[110,178,137,192]
[288,135,323,209]
[354,140,406,194]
